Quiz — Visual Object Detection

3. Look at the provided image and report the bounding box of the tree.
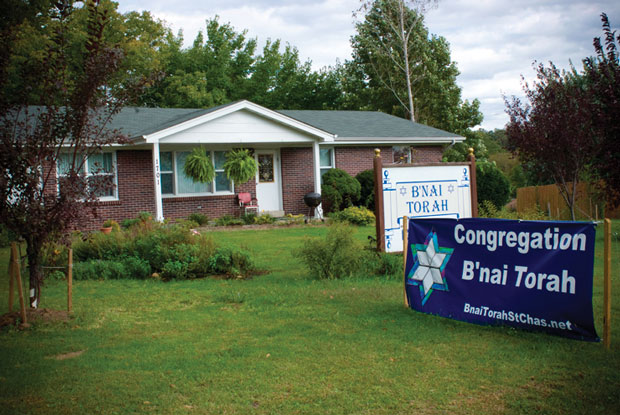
[584,13,620,208]
[0,0,141,308]
[350,0,482,132]
[504,63,595,220]
[353,0,436,122]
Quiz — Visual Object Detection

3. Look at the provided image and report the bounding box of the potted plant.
[184,147,215,184]
[223,148,258,184]
[101,219,117,234]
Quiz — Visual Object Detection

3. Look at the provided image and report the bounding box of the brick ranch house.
[70,100,463,227]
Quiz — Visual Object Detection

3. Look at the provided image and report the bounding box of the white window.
[320,147,334,177]
[160,150,233,196]
[57,152,118,200]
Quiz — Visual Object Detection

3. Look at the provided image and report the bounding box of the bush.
[241,213,257,225]
[74,257,149,280]
[321,168,361,212]
[360,251,403,279]
[188,212,209,226]
[209,245,255,277]
[479,200,548,220]
[255,214,276,225]
[215,214,244,226]
[355,169,375,211]
[295,223,363,279]
[330,206,375,226]
[477,161,511,209]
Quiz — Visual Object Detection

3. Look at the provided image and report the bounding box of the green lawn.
[0,223,619,415]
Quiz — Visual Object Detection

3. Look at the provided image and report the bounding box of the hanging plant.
[184,147,215,183]
[223,148,258,185]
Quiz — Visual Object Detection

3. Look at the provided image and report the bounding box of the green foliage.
[208,245,255,277]
[0,225,15,248]
[355,169,375,211]
[330,206,375,226]
[188,212,209,226]
[295,223,364,279]
[476,161,511,209]
[74,256,150,280]
[360,251,403,279]
[223,148,258,184]
[255,214,276,225]
[321,168,361,212]
[184,147,215,184]
[349,1,482,132]
[478,200,549,221]
[102,219,120,231]
[215,215,244,227]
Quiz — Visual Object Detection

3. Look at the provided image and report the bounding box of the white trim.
[312,141,323,218]
[152,142,164,222]
[331,137,464,145]
[144,101,335,143]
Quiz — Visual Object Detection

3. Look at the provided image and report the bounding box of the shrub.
[161,260,190,280]
[295,223,363,279]
[330,206,375,226]
[240,213,257,225]
[255,214,276,225]
[477,161,511,209]
[355,169,375,210]
[188,212,209,226]
[74,259,127,280]
[360,251,403,279]
[321,168,361,212]
[215,214,244,226]
[479,200,548,220]
[209,245,255,277]
[0,224,14,247]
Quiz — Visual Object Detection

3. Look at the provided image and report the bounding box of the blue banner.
[405,218,599,341]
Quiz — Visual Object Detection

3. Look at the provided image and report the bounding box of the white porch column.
[152,141,164,222]
[312,141,323,218]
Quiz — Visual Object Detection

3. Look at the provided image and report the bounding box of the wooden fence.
[517,182,619,220]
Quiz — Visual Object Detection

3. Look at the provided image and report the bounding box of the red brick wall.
[334,146,393,177]
[281,147,314,214]
[412,146,444,163]
[86,150,156,229]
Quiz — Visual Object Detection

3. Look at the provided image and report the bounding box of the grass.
[0,222,619,414]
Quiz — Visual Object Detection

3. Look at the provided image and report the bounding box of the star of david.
[407,230,453,305]
[447,184,455,193]
[399,186,408,196]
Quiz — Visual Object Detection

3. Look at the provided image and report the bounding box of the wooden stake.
[467,148,478,217]
[8,248,14,312]
[11,243,27,325]
[403,216,409,308]
[67,248,73,313]
[603,218,612,349]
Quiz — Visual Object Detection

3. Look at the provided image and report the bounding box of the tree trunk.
[399,2,416,122]
[26,237,43,309]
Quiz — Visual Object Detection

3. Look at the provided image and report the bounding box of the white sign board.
[382,164,472,253]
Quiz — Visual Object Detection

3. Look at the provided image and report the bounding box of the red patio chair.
[237,192,259,215]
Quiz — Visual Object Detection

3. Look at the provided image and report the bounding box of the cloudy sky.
[117,0,620,130]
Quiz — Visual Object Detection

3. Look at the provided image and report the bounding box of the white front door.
[255,150,282,213]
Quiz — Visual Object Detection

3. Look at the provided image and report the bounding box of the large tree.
[584,13,620,208]
[350,0,481,132]
[0,0,142,308]
[504,64,595,220]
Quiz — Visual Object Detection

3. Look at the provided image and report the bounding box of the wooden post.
[67,248,73,313]
[467,148,478,217]
[403,216,409,308]
[603,218,612,350]
[10,243,27,326]
[8,249,14,312]
[373,149,386,252]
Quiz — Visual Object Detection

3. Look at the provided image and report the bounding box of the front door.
[255,150,282,213]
